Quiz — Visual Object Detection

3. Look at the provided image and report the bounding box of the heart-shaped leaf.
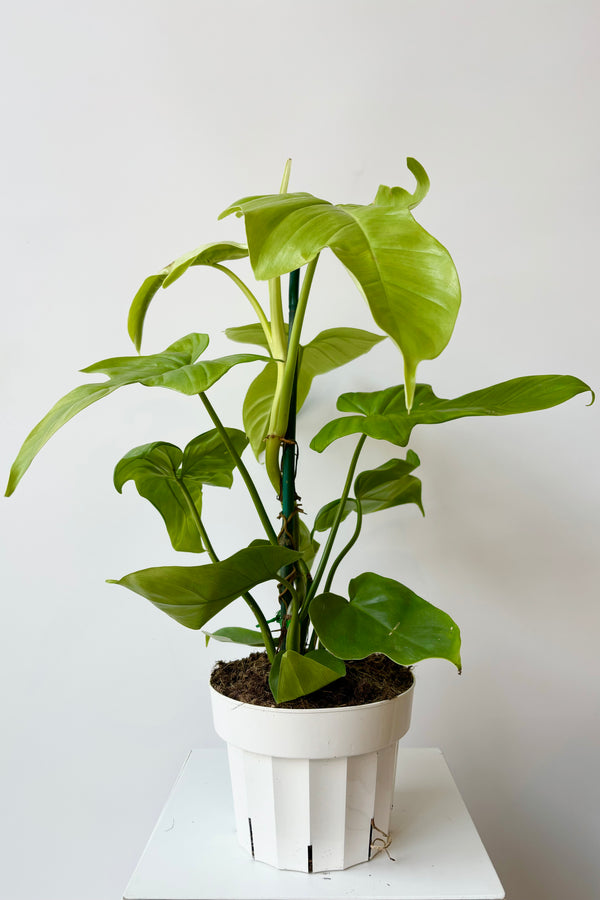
[311,376,594,453]
[108,544,300,629]
[128,241,249,351]
[310,572,461,670]
[268,648,346,704]
[221,160,460,407]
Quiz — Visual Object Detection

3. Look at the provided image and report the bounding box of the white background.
[1,2,598,899]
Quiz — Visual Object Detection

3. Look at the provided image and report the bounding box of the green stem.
[323,498,363,594]
[265,256,319,491]
[198,392,279,545]
[178,478,276,661]
[277,255,318,426]
[303,434,367,612]
[212,264,272,350]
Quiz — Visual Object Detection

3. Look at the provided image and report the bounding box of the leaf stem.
[198,392,279,545]
[323,498,363,593]
[212,264,273,350]
[303,434,367,613]
[178,477,276,661]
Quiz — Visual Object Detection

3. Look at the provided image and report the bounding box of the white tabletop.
[123,748,504,900]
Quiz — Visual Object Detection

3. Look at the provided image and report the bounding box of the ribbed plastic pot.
[210,676,414,873]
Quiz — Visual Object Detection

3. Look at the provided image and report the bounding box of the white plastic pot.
[210,676,414,873]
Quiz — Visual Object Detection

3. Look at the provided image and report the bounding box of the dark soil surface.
[210,652,413,709]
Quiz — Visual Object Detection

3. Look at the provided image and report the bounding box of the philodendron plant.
[6,159,593,704]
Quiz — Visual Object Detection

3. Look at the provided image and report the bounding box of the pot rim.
[209,669,414,715]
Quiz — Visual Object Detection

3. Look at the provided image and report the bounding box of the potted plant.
[5,158,592,873]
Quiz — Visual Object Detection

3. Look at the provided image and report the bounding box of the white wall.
[1,2,598,898]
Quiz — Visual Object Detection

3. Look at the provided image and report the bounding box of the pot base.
[227,741,399,872]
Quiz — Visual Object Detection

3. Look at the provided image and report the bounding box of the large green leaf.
[311,376,594,453]
[5,334,262,496]
[313,450,423,532]
[6,333,206,495]
[221,159,460,407]
[235,326,385,458]
[128,241,249,351]
[108,544,300,629]
[203,626,264,648]
[310,573,461,669]
[268,648,346,704]
[113,429,248,552]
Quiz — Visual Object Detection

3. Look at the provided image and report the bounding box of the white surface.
[123,748,505,900]
[1,3,599,899]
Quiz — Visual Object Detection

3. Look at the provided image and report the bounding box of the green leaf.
[298,519,319,569]
[181,428,248,488]
[114,441,204,553]
[128,241,249,350]
[238,327,385,459]
[108,544,300,630]
[225,323,274,352]
[5,334,259,496]
[301,328,386,382]
[268,648,346,704]
[203,626,264,648]
[311,376,594,453]
[140,352,268,395]
[243,361,278,458]
[5,383,120,497]
[313,498,357,533]
[313,451,422,532]
[310,573,461,670]
[221,159,460,407]
[354,453,424,516]
[113,429,248,553]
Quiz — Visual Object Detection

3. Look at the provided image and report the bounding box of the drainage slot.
[248,818,255,858]
[368,818,374,860]
[307,844,313,873]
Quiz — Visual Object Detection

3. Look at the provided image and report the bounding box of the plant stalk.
[178,478,276,661]
[303,434,367,612]
[198,392,279,545]
[212,264,272,349]
[279,268,301,651]
[323,498,363,594]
